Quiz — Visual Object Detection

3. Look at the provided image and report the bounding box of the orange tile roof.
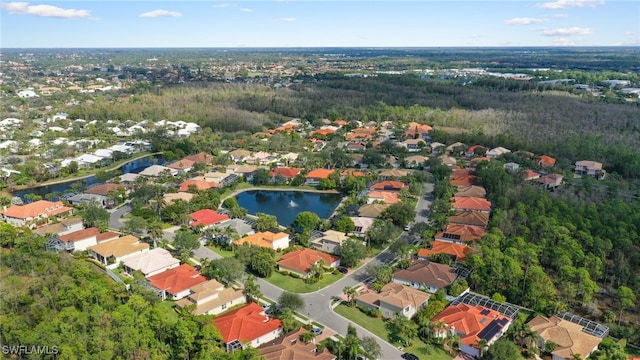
[85,183,126,196]
[523,170,541,180]
[59,227,100,243]
[277,248,340,273]
[310,128,336,137]
[184,152,215,164]
[148,264,207,296]
[436,224,487,242]
[305,169,335,179]
[539,155,556,166]
[214,302,282,343]
[367,191,401,204]
[168,159,195,170]
[405,122,433,135]
[452,168,475,177]
[269,167,301,178]
[418,241,473,262]
[334,119,348,126]
[1,200,72,220]
[370,181,405,191]
[179,179,217,192]
[452,197,491,212]
[236,231,289,248]
[448,210,490,228]
[189,209,230,227]
[433,303,512,347]
[451,175,477,186]
[341,170,368,177]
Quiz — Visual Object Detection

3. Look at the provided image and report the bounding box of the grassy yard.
[207,245,235,258]
[265,271,343,293]
[334,303,452,360]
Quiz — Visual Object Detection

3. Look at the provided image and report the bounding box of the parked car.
[337,266,348,274]
[311,327,323,336]
[401,353,419,360]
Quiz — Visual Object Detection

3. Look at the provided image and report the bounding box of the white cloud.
[240,8,253,12]
[212,3,231,8]
[279,17,296,22]
[552,37,577,45]
[541,27,592,36]
[0,1,90,18]
[537,0,604,9]
[139,9,181,18]
[505,17,548,25]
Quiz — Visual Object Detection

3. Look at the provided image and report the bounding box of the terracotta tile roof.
[278,248,340,273]
[370,180,405,191]
[393,260,458,289]
[538,155,556,166]
[168,158,195,170]
[418,241,474,262]
[189,209,230,227]
[96,231,119,243]
[235,231,289,249]
[88,235,149,258]
[269,167,301,178]
[433,303,512,347]
[341,170,368,177]
[85,183,126,196]
[367,191,401,204]
[334,119,347,126]
[528,316,602,360]
[448,210,490,228]
[179,180,217,192]
[575,160,603,170]
[523,170,541,180]
[405,122,433,136]
[1,200,72,220]
[452,168,475,177]
[59,227,100,243]
[436,224,487,242]
[305,169,335,179]
[451,175,477,186]
[259,327,336,360]
[455,185,487,198]
[148,264,207,296]
[452,197,492,212]
[184,152,215,164]
[214,302,282,343]
[310,128,336,137]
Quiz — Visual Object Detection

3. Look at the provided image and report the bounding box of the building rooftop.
[433,303,512,347]
[147,264,207,296]
[88,235,148,258]
[214,302,282,343]
[528,315,603,360]
[278,248,340,273]
[122,247,180,277]
[393,260,458,290]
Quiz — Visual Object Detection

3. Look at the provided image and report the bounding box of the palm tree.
[343,286,358,305]
[149,220,164,249]
[309,260,325,280]
[243,275,261,303]
[475,338,488,358]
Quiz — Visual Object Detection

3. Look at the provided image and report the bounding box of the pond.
[234,190,343,227]
[15,155,166,200]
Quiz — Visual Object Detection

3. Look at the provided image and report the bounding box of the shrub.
[289,272,301,279]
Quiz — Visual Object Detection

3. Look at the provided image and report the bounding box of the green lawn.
[207,245,235,258]
[265,271,343,293]
[334,303,452,360]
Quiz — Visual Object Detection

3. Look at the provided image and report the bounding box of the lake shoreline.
[220,186,342,208]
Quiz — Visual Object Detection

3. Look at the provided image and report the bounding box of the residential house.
[175,279,246,316]
[163,192,194,205]
[465,145,485,158]
[66,193,108,208]
[88,235,149,266]
[148,264,208,300]
[438,155,458,167]
[404,122,432,140]
[503,162,520,173]
[392,260,458,293]
[448,210,490,229]
[258,327,336,360]
[370,181,405,192]
[378,169,409,180]
[356,282,431,319]
[432,303,513,358]
[227,165,258,182]
[269,167,301,183]
[418,241,473,264]
[454,185,487,198]
[349,217,374,237]
[215,302,283,352]
[305,169,335,186]
[203,171,233,184]
[538,155,556,167]
[228,149,252,163]
[523,170,541,181]
[83,183,128,208]
[537,174,564,189]
[277,248,340,278]
[340,170,368,180]
[188,209,230,230]
[345,127,377,141]
[450,169,477,187]
[346,141,367,152]
[246,151,278,166]
[429,142,446,155]
[122,248,180,277]
[59,227,119,251]
[574,160,606,179]
[452,197,492,213]
[1,200,73,228]
[310,230,349,255]
[117,173,140,184]
[235,231,290,250]
[435,224,487,244]
[404,155,429,168]
[167,159,195,174]
[215,219,255,242]
[401,138,427,152]
[184,152,215,164]
[139,165,177,177]
[528,315,605,360]
[179,179,218,192]
[366,191,401,205]
[357,203,390,218]
[33,217,83,237]
[310,128,338,139]
[486,147,511,159]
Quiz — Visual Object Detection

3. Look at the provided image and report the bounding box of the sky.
[1,0,639,48]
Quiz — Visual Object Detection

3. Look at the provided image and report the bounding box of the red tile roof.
[452,197,492,212]
[436,224,487,242]
[448,210,490,228]
[269,167,301,178]
[451,175,477,186]
[370,181,405,191]
[214,302,283,343]
[539,155,556,166]
[189,209,230,227]
[433,303,511,347]
[418,241,473,262]
[59,227,100,243]
[277,248,340,273]
[305,169,335,179]
[1,200,72,220]
[179,180,217,192]
[148,264,207,296]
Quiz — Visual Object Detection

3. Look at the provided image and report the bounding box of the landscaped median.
[333,303,452,360]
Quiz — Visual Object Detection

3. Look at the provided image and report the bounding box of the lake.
[235,190,343,227]
[15,155,166,200]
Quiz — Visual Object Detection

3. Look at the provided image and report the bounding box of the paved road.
[108,203,132,231]
[414,182,434,225]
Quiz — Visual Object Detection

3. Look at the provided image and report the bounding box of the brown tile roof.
[59,227,101,243]
[278,248,340,273]
[418,241,473,262]
[435,224,487,242]
[85,183,126,196]
[184,152,215,164]
[452,197,492,212]
[528,316,602,360]
[356,282,430,312]
[167,159,195,170]
[378,169,410,178]
[1,200,72,220]
[357,203,390,218]
[455,185,487,198]
[393,260,458,289]
[214,302,282,343]
[448,210,489,228]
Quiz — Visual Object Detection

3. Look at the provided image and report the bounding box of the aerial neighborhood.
[0,48,637,360]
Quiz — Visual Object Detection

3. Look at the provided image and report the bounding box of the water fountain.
[288,200,298,208]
